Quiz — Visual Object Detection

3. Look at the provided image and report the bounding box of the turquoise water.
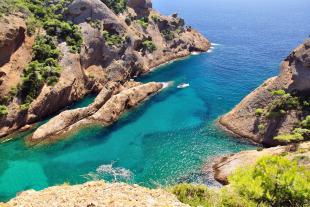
[1,0,310,201]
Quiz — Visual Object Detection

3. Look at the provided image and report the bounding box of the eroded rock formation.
[0,0,210,139]
[219,39,310,146]
[30,81,163,143]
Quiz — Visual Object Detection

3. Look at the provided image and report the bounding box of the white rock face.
[4,181,189,207]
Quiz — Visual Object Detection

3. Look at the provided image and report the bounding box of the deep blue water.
[0,0,309,201]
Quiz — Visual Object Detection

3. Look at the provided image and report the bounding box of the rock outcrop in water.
[0,0,210,139]
[2,181,189,207]
[211,141,310,184]
[30,81,163,143]
[219,38,310,146]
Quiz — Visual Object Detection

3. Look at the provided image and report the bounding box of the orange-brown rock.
[219,39,310,146]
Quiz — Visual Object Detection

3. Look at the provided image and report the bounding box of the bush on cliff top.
[171,155,310,207]
[230,155,310,207]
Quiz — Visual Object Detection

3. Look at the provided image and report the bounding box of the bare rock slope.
[2,181,189,207]
[219,38,310,146]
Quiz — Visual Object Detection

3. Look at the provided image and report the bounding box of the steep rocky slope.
[0,0,210,139]
[1,181,189,207]
[219,38,310,146]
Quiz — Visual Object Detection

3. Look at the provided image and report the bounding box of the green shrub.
[301,115,310,129]
[274,133,304,143]
[175,28,182,34]
[142,40,156,53]
[151,14,160,22]
[0,105,8,116]
[258,124,265,134]
[43,19,83,53]
[293,127,310,138]
[271,89,286,96]
[219,188,257,207]
[102,30,124,47]
[229,155,310,207]
[20,35,61,103]
[170,184,259,207]
[255,108,264,116]
[89,19,101,30]
[162,29,175,40]
[26,15,40,36]
[266,93,300,119]
[169,183,216,207]
[101,0,127,14]
[0,0,27,17]
[20,103,30,111]
[137,17,149,29]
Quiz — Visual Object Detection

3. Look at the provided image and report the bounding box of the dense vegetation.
[171,155,310,207]
[0,0,83,108]
[0,105,8,116]
[19,36,61,106]
[255,89,310,143]
[142,40,156,53]
[102,30,125,47]
[100,0,127,14]
[137,17,149,29]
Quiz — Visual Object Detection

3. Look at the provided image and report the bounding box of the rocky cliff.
[219,38,310,146]
[0,0,210,139]
[30,81,164,143]
[1,181,189,207]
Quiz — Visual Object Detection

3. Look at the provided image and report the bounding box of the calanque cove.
[0,0,309,206]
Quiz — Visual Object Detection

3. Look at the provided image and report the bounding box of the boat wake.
[191,51,201,55]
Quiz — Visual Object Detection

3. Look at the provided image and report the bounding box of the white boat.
[177,83,190,89]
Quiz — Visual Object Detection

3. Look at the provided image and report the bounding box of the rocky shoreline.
[0,0,210,140]
[29,81,164,143]
[218,39,310,146]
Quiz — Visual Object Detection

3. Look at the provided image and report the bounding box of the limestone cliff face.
[0,0,210,139]
[2,181,189,207]
[219,39,310,146]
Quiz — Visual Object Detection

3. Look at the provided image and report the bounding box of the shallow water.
[0,0,309,201]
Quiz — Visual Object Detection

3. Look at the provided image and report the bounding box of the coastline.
[147,48,210,73]
[215,119,260,146]
[0,49,209,141]
[28,82,166,144]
